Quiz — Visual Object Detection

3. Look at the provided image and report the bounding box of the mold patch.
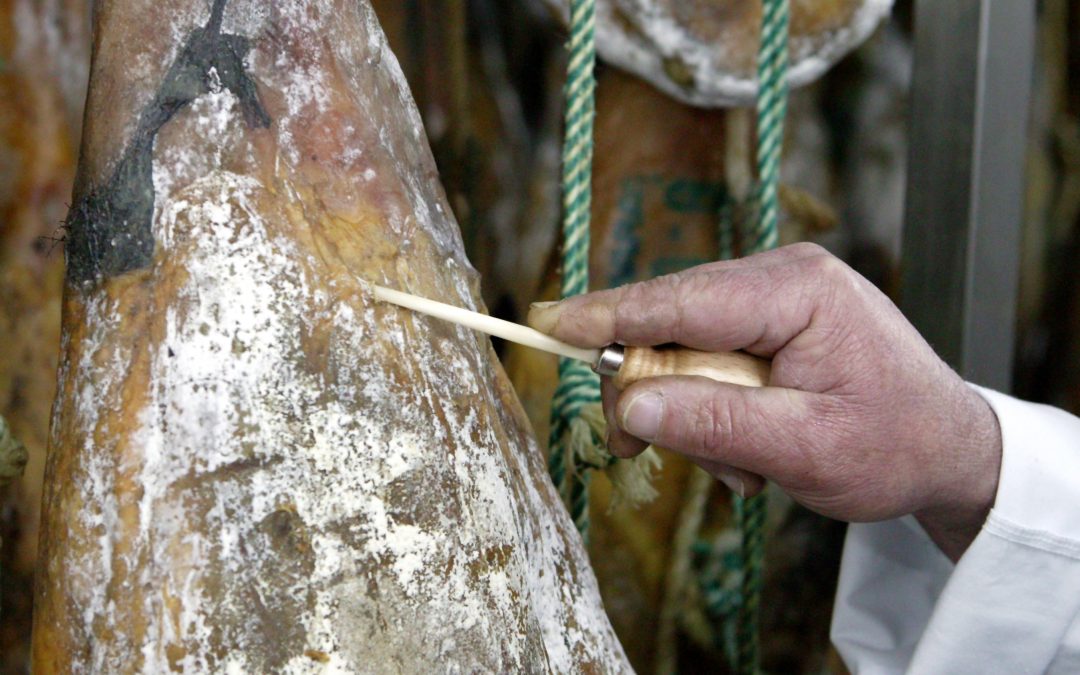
[64,0,269,285]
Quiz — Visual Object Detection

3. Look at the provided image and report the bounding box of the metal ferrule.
[593,344,625,377]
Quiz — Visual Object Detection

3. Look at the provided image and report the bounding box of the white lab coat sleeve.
[831,386,1080,674]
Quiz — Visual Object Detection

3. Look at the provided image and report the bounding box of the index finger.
[528,243,833,355]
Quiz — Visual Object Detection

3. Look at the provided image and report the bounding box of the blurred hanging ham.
[34,0,627,671]
[370,0,544,317]
[543,0,893,107]
[0,0,89,670]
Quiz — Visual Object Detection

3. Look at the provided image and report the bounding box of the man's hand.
[528,243,1002,560]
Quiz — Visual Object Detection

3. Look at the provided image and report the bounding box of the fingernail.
[527,301,562,334]
[717,472,745,498]
[621,392,663,442]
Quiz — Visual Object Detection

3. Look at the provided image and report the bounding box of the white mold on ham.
[544,0,894,108]
[35,1,629,671]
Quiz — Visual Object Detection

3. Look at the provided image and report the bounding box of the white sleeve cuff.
[832,386,1080,673]
[975,385,1080,541]
[831,518,952,674]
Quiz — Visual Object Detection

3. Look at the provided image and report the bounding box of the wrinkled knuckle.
[690,393,736,455]
[672,272,708,337]
[788,241,828,259]
[618,274,684,340]
[620,280,657,314]
[562,306,594,338]
[659,272,688,304]
[804,249,849,280]
[613,285,642,336]
[800,253,855,318]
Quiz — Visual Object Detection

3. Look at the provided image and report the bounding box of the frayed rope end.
[564,402,662,510]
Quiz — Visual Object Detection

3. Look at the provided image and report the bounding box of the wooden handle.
[613,346,771,390]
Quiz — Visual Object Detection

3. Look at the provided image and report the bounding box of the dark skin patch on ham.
[64,0,269,285]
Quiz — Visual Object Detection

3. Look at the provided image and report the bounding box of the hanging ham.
[34,1,628,671]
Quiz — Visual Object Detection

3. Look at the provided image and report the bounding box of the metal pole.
[901,0,1035,391]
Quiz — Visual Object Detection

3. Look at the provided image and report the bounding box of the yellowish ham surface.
[34,1,628,671]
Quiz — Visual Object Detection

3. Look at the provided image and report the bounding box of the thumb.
[614,376,822,487]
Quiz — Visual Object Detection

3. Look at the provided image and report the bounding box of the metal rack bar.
[901,0,1036,391]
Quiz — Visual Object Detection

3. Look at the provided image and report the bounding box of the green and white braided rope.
[549,0,663,540]
[745,0,790,254]
[737,2,790,674]
[548,361,605,535]
[548,0,602,539]
[548,4,790,670]
[560,0,597,299]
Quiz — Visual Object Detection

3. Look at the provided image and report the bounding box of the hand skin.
[528,243,1002,562]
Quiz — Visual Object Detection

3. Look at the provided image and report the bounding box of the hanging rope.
[747,0,789,252]
[547,0,603,538]
[737,1,790,673]
[547,0,663,539]
[548,2,788,669]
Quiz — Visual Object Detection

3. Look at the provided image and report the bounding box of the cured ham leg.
[543,0,893,106]
[0,0,88,668]
[34,0,628,671]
